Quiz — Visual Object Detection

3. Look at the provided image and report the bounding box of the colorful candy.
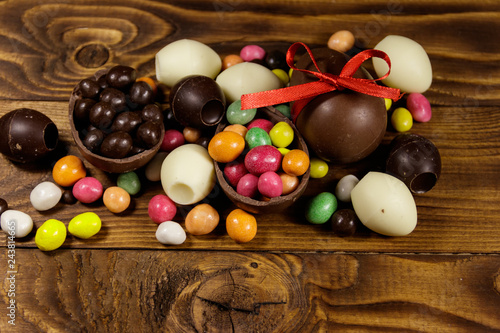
[245,127,272,149]
[68,212,102,239]
[35,219,66,251]
[183,126,202,143]
[30,181,62,211]
[335,174,359,203]
[1,210,33,238]
[72,177,103,204]
[236,173,259,198]
[117,171,141,196]
[224,159,248,187]
[406,93,432,122]
[391,107,413,132]
[269,121,294,148]
[240,45,266,62]
[156,221,186,245]
[258,171,283,198]
[148,194,177,224]
[306,192,338,224]
[272,68,289,85]
[161,129,185,152]
[327,30,355,53]
[226,100,257,125]
[282,149,309,176]
[244,145,282,175]
[52,155,86,187]
[226,209,257,243]
[222,54,244,70]
[208,131,245,163]
[223,124,248,137]
[309,158,329,178]
[103,186,131,213]
[279,172,299,195]
[247,118,274,133]
[185,203,220,235]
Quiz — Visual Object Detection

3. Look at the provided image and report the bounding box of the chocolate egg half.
[291,48,386,163]
[386,133,441,193]
[0,108,59,162]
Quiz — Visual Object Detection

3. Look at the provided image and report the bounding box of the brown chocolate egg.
[169,75,226,129]
[291,48,386,163]
[0,108,59,163]
[386,133,441,193]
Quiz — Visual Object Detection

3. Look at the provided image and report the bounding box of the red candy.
[236,173,259,198]
[258,171,283,198]
[244,145,282,175]
[161,129,185,152]
[148,194,177,224]
[247,118,274,133]
[72,177,103,204]
[224,159,248,187]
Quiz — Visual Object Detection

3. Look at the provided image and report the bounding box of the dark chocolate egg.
[291,48,386,163]
[169,75,226,129]
[0,108,59,163]
[386,133,441,193]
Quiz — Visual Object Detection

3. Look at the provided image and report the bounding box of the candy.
[278,147,290,156]
[245,127,272,149]
[244,145,282,175]
[161,129,185,152]
[269,121,294,148]
[306,192,338,224]
[279,172,299,195]
[216,62,281,103]
[247,118,274,133]
[103,186,131,214]
[331,209,358,237]
[156,221,186,245]
[224,159,248,187]
[35,219,66,251]
[145,152,168,182]
[223,124,248,137]
[208,131,245,163]
[258,171,283,198]
[272,69,289,86]
[282,149,309,176]
[0,198,8,216]
[52,155,86,187]
[226,100,257,125]
[141,104,163,123]
[61,190,77,205]
[183,127,202,143]
[335,174,359,203]
[82,128,105,152]
[236,173,259,198]
[155,39,222,87]
[185,203,220,235]
[222,54,244,70]
[68,212,102,239]
[129,81,154,105]
[1,210,33,238]
[391,107,413,132]
[351,172,417,236]
[89,101,116,130]
[117,171,141,195]
[327,30,355,53]
[99,88,127,112]
[265,50,288,71]
[136,77,158,95]
[274,104,291,119]
[30,181,63,211]
[106,65,137,89]
[309,158,328,178]
[136,121,162,148]
[373,35,433,93]
[79,78,100,98]
[161,144,216,205]
[72,177,103,204]
[100,131,133,158]
[148,194,177,224]
[226,209,257,243]
[406,93,432,122]
[240,45,266,62]
[384,98,392,111]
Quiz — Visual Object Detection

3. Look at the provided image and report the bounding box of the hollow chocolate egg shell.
[0,108,59,163]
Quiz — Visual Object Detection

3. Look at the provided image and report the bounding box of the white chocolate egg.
[351,171,417,236]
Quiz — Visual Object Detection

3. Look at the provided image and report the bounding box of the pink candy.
[161,129,185,152]
[224,159,248,187]
[240,45,266,62]
[406,93,432,122]
[258,171,282,198]
[244,145,282,175]
[72,177,103,204]
[247,118,274,133]
[148,194,177,224]
[237,174,259,198]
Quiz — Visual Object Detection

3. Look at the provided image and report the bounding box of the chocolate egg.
[386,133,441,193]
[291,48,387,163]
[169,75,226,129]
[0,108,59,163]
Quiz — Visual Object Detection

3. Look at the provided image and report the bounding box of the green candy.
[245,127,272,149]
[117,171,141,195]
[226,100,257,125]
[274,104,291,119]
[306,192,338,224]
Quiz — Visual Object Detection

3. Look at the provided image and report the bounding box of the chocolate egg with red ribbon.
[290,48,387,164]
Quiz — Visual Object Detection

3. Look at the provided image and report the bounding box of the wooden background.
[1,0,499,331]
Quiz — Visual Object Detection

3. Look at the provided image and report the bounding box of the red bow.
[240,42,403,122]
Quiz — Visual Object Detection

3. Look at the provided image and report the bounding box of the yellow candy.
[384,98,392,111]
[272,68,289,86]
[68,212,102,239]
[278,147,290,156]
[35,219,66,251]
[269,121,294,148]
[391,107,413,132]
[310,158,329,178]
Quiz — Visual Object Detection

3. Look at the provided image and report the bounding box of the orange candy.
[222,54,244,70]
[208,131,245,163]
[223,124,248,137]
[185,203,220,235]
[282,149,310,176]
[226,209,257,243]
[52,155,86,187]
[279,172,300,195]
[103,186,131,213]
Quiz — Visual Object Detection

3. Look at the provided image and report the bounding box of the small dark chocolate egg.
[82,128,105,153]
[100,131,133,159]
[99,87,127,113]
[78,78,101,99]
[129,81,154,105]
[141,104,163,123]
[136,121,162,148]
[0,108,59,163]
[73,98,96,127]
[386,133,441,193]
[89,101,116,130]
[111,111,143,133]
[106,65,137,90]
[331,208,359,237]
[169,75,226,129]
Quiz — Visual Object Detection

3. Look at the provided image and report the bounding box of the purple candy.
[72,177,103,204]
[258,171,283,198]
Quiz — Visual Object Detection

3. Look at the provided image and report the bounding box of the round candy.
[100,131,133,159]
[224,159,248,187]
[89,101,116,130]
[236,173,259,198]
[30,181,63,211]
[208,131,245,163]
[35,219,66,251]
[406,93,432,122]
[136,121,162,148]
[223,124,248,137]
[258,171,283,198]
[279,172,299,195]
[226,209,257,243]
[240,45,266,62]
[72,177,103,204]
[391,107,413,132]
[156,221,186,245]
[309,158,329,178]
[141,104,163,123]
[106,65,137,89]
[1,210,33,238]
[306,192,338,224]
[247,118,274,133]
[129,81,154,105]
[136,77,158,95]
[226,100,257,125]
[68,212,102,239]
[185,203,220,235]
[161,129,185,152]
[245,127,272,149]
[331,209,358,237]
[269,122,294,148]
[282,149,309,176]
[278,147,290,156]
[335,174,359,203]
[148,194,177,224]
[52,155,86,187]
[265,50,288,71]
[112,111,143,133]
[61,190,77,205]
[103,186,131,213]
[222,54,244,70]
[272,69,289,86]
[327,30,355,53]
[384,98,393,111]
[244,145,282,175]
[79,78,100,98]
[145,152,168,182]
[274,104,291,119]
[117,171,141,195]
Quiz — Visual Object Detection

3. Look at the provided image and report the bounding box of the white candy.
[156,221,186,245]
[30,181,62,211]
[155,39,222,87]
[161,144,215,205]
[1,210,33,238]
[216,62,282,103]
[335,174,359,202]
[373,35,432,93]
[351,172,417,236]
[145,152,169,182]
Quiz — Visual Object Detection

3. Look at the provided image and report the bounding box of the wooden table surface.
[1,0,500,332]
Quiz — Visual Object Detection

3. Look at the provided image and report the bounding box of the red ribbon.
[240,42,403,122]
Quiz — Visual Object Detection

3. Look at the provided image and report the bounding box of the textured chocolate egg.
[0,108,59,163]
[386,133,441,193]
[291,48,386,163]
